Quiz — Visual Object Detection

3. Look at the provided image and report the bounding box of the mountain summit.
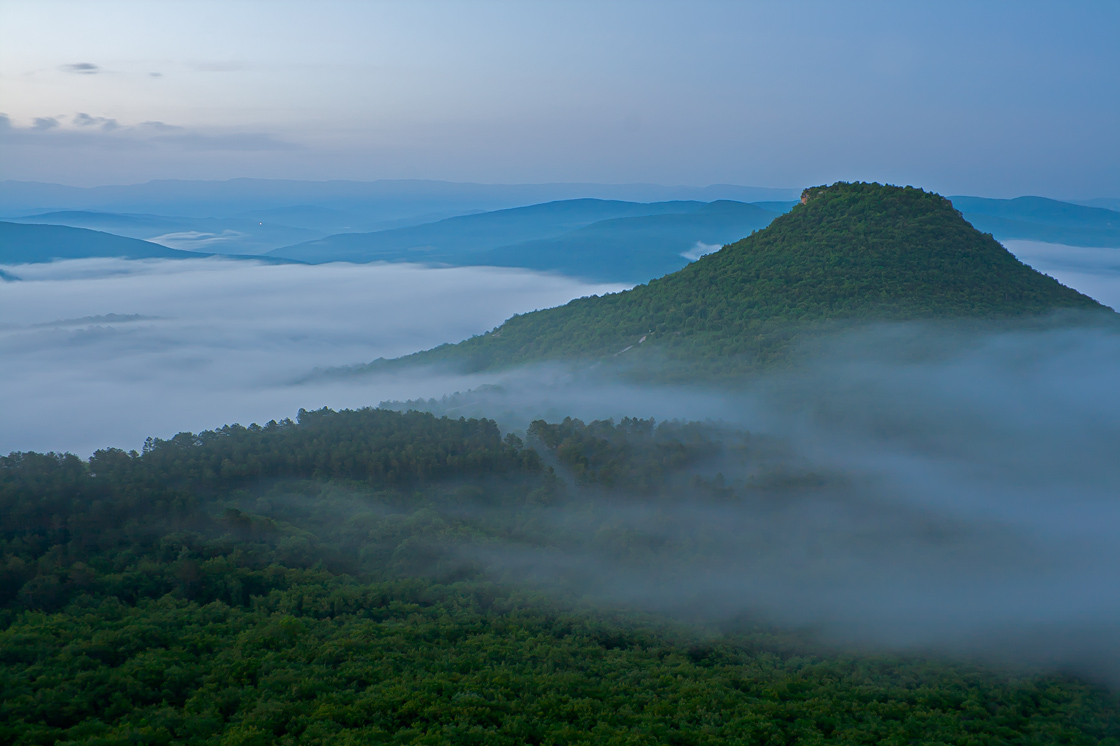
[384,182,1107,377]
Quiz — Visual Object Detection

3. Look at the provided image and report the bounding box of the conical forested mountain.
[390,182,1107,377]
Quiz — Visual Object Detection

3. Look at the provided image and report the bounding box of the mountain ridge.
[0,222,302,265]
[267,198,783,283]
[358,182,1108,380]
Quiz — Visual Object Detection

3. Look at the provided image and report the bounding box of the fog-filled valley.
[0,258,624,455]
[4,229,1119,661]
[4,3,1120,740]
[3,232,1116,457]
[6,196,1120,744]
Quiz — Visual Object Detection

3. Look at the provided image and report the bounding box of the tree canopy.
[3,408,1118,744]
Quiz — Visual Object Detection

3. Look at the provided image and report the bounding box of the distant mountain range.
[262,192,1120,284]
[0,222,204,263]
[266,198,791,283]
[3,179,1117,284]
[352,182,1110,381]
[0,178,799,230]
[0,222,299,265]
[949,195,1120,248]
[6,211,322,255]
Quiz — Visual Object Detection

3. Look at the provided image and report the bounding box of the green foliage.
[4,585,1118,745]
[2,408,1118,743]
[527,417,719,492]
[390,182,1107,380]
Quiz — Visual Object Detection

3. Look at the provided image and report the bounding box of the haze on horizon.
[1,0,1118,199]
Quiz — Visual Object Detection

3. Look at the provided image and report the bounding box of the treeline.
[2,407,1119,744]
[1,408,543,614]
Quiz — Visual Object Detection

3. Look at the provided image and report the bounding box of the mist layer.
[0,258,625,455]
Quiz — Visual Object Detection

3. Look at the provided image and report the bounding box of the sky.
[1,0,1118,197]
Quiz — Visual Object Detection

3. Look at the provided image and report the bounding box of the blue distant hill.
[951,196,1120,247]
[7,211,322,255]
[267,198,788,283]
[0,222,299,265]
[0,222,201,263]
[476,201,782,282]
[267,194,1120,284]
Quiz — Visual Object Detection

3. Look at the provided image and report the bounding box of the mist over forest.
[5,196,1120,746]
[4,233,1118,671]
[2,235,1115,457]
[4,2,1120,742]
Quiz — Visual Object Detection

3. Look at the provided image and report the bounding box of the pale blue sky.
[1,0,1117,197]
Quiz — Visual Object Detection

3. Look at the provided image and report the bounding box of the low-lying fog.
[2,245,1119,679]
[382,320,1120,679]
[0,241,1116,456]
[1005,239,1120,311]
[0,257,625,455]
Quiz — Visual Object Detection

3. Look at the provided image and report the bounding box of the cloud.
[74,113,119,132]
[0,115,296,152]
[148,230,242,250]
[681,241,722,261]
[61,62,100,74]
[138,120,182,132]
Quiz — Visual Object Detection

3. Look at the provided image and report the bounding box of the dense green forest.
[3,407,1119,744]
[360,182,1107,381]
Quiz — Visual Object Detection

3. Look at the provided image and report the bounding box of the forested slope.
[4,407,1119,744]
[382,182,1106,379]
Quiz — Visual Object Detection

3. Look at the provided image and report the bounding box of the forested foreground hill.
[3,407,1119,744]
[374,182,1108,380]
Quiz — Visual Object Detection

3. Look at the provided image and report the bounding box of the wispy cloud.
[61,62,100,75]
[681,241,722,261]
[74,113,119,131]
[138,120,182,132]
[0,114,297,152]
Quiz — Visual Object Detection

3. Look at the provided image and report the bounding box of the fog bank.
[0,258,624,456]
[1006,239,1120,310]
[393,321,1120,679]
